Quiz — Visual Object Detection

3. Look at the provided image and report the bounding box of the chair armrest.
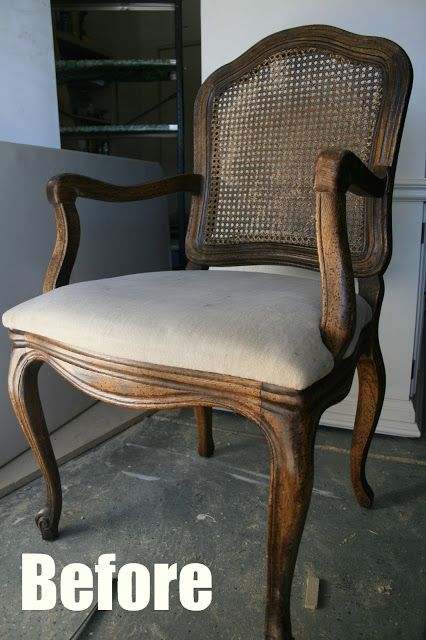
[44,173,202,292]
[46,172,202,205]
[314,149,387,197]
[314,149,389,360]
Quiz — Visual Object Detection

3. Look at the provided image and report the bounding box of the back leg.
[351,341,385,508]
[8,347,62,540]
[194,407,215,457]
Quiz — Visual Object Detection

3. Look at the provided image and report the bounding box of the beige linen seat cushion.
[2,270,371,390]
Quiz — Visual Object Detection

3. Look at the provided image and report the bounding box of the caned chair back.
[187,25,412,277]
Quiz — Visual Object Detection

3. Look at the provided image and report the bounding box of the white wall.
[200,0,426,181]
[0,1,60,148]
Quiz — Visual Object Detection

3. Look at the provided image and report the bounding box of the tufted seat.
[3,270,371,390]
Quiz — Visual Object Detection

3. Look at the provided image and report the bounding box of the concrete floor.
[0,408,425,639]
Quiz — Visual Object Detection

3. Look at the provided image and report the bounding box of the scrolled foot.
[354,481,374,509]
[35,507,59,541]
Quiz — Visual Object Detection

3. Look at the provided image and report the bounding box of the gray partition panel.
[0,141,170,465]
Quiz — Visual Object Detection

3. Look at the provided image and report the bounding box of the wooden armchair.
[2,25,412,640]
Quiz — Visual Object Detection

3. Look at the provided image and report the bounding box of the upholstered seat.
[3,270,371,390]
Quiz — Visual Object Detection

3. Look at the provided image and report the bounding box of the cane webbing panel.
[205,48,384,255]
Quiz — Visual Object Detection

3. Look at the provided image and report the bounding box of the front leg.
[259,401,317,640]
[8,347,62,540]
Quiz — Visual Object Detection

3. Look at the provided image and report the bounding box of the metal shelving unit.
[56,58,177,83]
[60,124,178,137]
[52,0,186,267]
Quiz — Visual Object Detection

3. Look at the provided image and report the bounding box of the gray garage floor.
[0,408,425,640]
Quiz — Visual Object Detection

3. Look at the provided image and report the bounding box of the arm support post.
[44,173,202,292]
[314,149,388,360]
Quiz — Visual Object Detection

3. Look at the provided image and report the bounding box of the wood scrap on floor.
[305,573,320,610]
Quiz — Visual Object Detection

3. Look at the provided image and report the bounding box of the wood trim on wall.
[322,394,419,437]
[394,178,426,202]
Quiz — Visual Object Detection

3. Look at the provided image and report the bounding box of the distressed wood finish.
[8,348,62,541]
[6,25,412,640]
[351,275,386,508]
[313,150,388,359]
[44,173,202,292]
[8,326,362,640]
[260,402,318,639]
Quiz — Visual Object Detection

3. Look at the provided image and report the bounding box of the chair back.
[186,25,412,276]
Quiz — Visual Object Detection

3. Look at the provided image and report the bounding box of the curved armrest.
[47,172,202,205]
[44,173,202,292]
[314,149,389,360]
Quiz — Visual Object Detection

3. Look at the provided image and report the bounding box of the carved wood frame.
[186,24,412,278]
[6,25,412,640]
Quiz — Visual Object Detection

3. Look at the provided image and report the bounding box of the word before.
[22,553,212,612]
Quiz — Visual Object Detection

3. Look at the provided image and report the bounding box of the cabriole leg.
[194,406,215,457]
[260,403,317,640]
[351,341,385,508]
[8,347,62,540]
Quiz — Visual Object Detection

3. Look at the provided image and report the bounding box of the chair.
[3,25,411,640]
